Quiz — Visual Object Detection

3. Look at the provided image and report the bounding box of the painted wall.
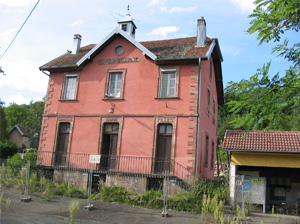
[40,35,220,179]
[197,58,219,178]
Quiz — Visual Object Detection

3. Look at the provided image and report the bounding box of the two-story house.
[38,13,224,191]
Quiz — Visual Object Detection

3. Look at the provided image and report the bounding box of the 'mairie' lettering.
[97,57,140,65]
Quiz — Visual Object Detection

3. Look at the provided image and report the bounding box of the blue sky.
[0,0,296,105]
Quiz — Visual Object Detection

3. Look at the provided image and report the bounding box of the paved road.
[1,189,299,224]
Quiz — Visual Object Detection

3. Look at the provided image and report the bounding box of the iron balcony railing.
[37,151,196,186]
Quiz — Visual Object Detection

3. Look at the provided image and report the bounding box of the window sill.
[102,98,124,101]
[155,97,180,100]
[59,99,78,102]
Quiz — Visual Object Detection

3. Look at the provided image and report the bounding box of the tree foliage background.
[4,100,44,134]
[220,0,300,136]
[217,0,299,163]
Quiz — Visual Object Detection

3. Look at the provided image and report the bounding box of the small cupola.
[118,6,137,38]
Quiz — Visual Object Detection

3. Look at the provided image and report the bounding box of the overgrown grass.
[0,162,231,219]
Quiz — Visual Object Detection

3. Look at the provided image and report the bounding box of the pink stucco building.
[39,13,224,190]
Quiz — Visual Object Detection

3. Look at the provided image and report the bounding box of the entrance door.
[100,123,119,171]
[55,123,70,165]
[154,124,172,173]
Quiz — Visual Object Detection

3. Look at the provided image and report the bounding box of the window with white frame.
[159,69,178,98]
[105,69,126,99]
[62,74,78,100]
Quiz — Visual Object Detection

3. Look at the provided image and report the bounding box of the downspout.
[195,57,202,174]
[41,69,50,76]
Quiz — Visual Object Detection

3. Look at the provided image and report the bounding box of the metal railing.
[37,151,195,186]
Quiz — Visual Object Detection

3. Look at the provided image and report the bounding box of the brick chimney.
[72,34,82,54]
[196,17,206,47]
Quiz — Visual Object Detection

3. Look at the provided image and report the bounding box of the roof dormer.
[118,6,137,39]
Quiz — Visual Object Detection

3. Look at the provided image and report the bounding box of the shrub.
[101,185,131,203]
[168,192,202,213]
[191,177,230,204]
[6,154,23,174]
[0,140,20,159]
[68,187,87,199]
[139,190,163,208]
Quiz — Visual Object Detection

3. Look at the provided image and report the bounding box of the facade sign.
[89,154,101,164]
[97,57,140,65]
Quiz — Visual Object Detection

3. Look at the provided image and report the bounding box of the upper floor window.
[158,68,179,98]
[212,98,216,124]
[209,59,213,81]
[206,86,211,115]
[105,69,126,99]
[61,74,78,100]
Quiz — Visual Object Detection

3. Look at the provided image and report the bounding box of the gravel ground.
[1,189,299,224]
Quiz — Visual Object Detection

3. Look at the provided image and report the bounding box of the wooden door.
[100,123,119,171]
[55,123,70,165]
[155,124,172,173]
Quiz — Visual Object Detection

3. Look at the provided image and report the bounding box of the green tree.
[5,103,29,132]
[4,100,44,134]
[226,0,300,131]
[26,100,44,134]
[0,100,8,140]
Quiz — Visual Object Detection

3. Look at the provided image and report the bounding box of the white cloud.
[146,0,162,8]
[233,51,240,56]
[0,28,17,45]
[231,0,255,14]
[71,20,84,27]
[0,0,36,7]
[161,6,197,14]
[7,93,42,105]
[149,26,180,38]
[0,58,48,93]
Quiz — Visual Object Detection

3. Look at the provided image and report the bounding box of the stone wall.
[53,170,88,189]
[106,175,147,194]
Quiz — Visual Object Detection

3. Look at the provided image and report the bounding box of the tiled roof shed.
[9,125,36,137]
[222,130,300,153]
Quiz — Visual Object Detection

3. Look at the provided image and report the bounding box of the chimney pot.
[72,34,82,54]
[196,17,206,47]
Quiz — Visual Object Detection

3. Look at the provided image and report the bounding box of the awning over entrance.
[231,152,300,168]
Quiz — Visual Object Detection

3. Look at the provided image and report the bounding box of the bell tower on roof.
[118,5,137,39]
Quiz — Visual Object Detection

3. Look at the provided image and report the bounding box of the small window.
[60,123,70,133]
[204,135,209,167]
[212,98,216,124]
[105,69,126,99]
[209,59,213,80]
[121,24,127,31]
[132,27,135,35]
[207,87,211,115]
[210,141,215,170]
[104,123,119,133]
[115,45,124,56]
[62,74,78,100]
[158,68,179,98]
[158,124,172,134]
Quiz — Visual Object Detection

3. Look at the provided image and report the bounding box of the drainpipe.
[195,57,202,175]
[41,69,50,76]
